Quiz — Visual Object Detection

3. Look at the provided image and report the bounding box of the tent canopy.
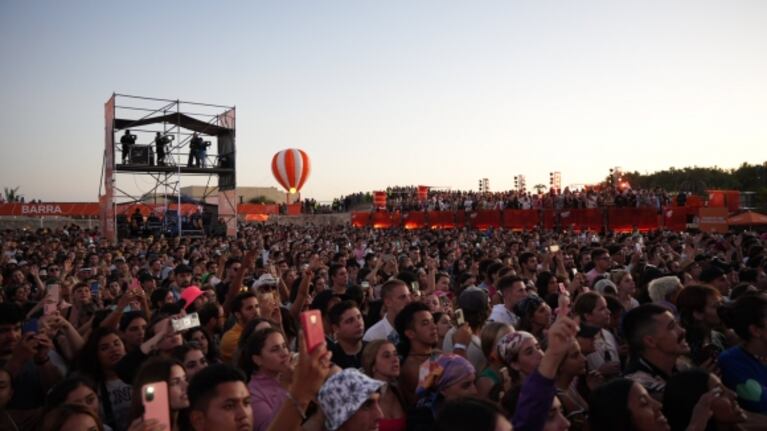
[114,113,232,136]
[727,211,767,226]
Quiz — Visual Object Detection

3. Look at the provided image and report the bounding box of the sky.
[1,1,766,203]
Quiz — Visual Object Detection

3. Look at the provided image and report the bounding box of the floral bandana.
[415,354,475,413]
[496,331,536,366]
[318,368,384,431]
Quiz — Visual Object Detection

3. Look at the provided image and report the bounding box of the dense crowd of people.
[311,185,680,214]
[381,186,674,212]
[1,222,766,431]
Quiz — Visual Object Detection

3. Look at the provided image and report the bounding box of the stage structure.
[100,93,237,241]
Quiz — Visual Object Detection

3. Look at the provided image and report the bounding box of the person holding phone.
[663,369,747,431]
[130,357,190,431]
[240,327,292,431]
[76,328,132,431]
[676,285,725,368]
[0,303,63,411]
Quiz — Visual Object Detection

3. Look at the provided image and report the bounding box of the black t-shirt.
[215,281,230,304]
[329,340,367,369]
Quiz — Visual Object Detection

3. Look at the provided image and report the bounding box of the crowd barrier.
[351,207,699,232]
[0,202,305,218]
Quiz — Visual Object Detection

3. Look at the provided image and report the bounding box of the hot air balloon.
[271,149,311,195]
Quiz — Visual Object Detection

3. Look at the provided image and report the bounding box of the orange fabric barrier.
[471,210,502,229]
[351,212,370,228]
[286,204,302,216]
[116,203,200,217]
[428,211,456,229]
[0,203,101,217]
[237,204,280,215]
[350,207,703,231]
[371,211,401,229]
[542,210,556,230]
[373,192,387,210]
[502,209,539,230]
[244,214,269,222]
[403,212,426,229]
[560,208,603,232]
[608,208,661,232]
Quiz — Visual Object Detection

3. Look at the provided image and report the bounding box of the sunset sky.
[1,1,765,203]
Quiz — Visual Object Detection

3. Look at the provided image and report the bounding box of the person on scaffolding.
[189,132,203,167]
[120,129,137,164]
[155,132,173,166]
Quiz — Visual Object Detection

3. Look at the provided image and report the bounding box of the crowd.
[381,186,674,212]
[1,222,766,431]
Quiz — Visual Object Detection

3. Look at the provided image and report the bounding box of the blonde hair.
[361,340,395,377]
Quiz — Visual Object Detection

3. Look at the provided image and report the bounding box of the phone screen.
[22,319,39,335]
[455,309,465,326]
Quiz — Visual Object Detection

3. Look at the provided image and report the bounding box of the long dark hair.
[44,375,99,412]
[185,327,219,363]
[239,327,283,377]
[663,369,715,431]
[130,356,185,422]
[76,327,123,382]
[435,397,503,431]
[718,293,767,341]
[40,404,104,431]
[589,378,634,431]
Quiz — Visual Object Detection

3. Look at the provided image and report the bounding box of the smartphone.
[412,281,420,294]
[44,303,58,316]
[455,309,465,326]
[171,313,200,332]
[360,281,370,290]
[22,319,39,335]
[90,281,101,296]
[142,381,171,431]
[300,310,325,353]
[549,244,560,253]
[46,284,60,303]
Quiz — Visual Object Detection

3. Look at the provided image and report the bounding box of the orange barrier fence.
[0,202,303,219]
[351,207,693,231]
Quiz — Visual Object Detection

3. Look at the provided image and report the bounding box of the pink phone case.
[142,381,170,430]
[300,310,325,352]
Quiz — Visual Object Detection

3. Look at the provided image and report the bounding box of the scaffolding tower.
[100,93,237,241]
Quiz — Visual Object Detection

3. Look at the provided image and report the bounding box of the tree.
[3,186,22,203]
[533,184,547,194]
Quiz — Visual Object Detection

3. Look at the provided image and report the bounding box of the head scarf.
[415,353,475,413]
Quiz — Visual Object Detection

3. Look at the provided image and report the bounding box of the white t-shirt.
[488,303,519,328]
[363,315,396,342]
[586,329,621,372]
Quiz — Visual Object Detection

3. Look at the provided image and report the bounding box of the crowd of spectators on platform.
[382,186,674,212]
[0,222,766,431]
[316,186,680,214]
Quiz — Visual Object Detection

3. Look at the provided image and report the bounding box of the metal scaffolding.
[100,93,238,241]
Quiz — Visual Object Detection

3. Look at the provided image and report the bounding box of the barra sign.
[0,203,101,217]
[22,204,63,215]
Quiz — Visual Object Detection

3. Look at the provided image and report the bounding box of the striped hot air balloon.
[271,149,311,194]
